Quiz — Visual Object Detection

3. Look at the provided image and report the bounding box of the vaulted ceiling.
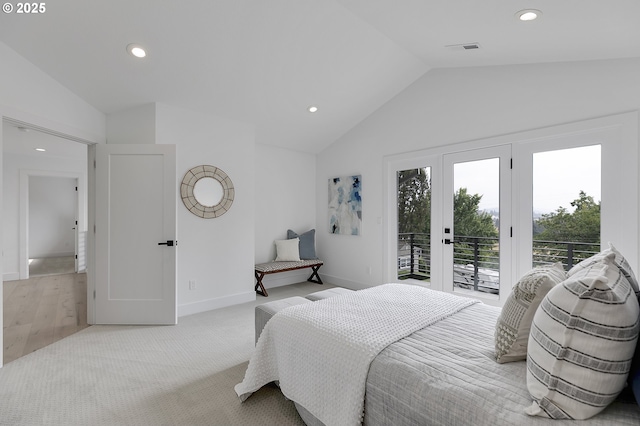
[1,0,639,154]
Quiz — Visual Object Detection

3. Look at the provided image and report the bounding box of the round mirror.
[180,165,234,218]
[193,177,224,207]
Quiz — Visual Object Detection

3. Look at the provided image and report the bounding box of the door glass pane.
[533,145,601,269]
[397,167,431,282]
[453,158,500,298]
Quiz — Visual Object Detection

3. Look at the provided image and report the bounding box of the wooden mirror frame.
[180,165,234,218]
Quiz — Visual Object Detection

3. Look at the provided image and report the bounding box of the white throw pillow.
[495,262,566,363]
[569,242,639,293]
[526,256,640,419]
[274,238,300,262]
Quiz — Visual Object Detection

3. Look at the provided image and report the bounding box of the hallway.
[29,256,75,277]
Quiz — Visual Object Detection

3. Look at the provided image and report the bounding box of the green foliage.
[398,175,505,277]
[397,168,432,280]
[533,191,600,267]
[397,168,431,235]
[534,191,600,243]
[453,188,499,268]
[454,188,498,238]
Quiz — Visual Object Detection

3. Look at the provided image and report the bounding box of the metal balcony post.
[473,238,479,291]
[567,243,574,269]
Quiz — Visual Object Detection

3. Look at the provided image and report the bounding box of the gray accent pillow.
[526,255,640,419]
[287,229,317,260]
[495,262,566,364]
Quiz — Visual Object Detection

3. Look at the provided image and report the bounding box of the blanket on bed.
[234,283,479,426]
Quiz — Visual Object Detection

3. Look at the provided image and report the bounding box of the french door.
[442,145,512,305]
[385,113,637,307]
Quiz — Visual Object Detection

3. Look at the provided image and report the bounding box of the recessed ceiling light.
[126,43,147,58]
[516,9,542,21]
[308,106,318,113]
[34,148,46,152]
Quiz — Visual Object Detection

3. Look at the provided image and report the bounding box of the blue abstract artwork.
[328,175,362,235]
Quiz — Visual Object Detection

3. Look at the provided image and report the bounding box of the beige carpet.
[0,282,332,425]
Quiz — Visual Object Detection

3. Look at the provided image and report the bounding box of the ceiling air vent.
[445,42,481,51]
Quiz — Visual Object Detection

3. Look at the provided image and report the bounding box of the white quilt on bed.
[235,283,479,426]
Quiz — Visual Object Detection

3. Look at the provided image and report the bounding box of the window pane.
[397,167,431,282]
[532,145,601,269]
[452,158,500,298]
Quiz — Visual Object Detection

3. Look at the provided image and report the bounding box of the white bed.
[359,302,640,426]
[236,284,640,426]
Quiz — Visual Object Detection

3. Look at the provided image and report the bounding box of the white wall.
[107,104,317,306]
[107,104,157,144]
[0,42,105,142]
[28,176,77,259]
[316,58,640,290]
[154,103,256,316]
[254,143,316,289]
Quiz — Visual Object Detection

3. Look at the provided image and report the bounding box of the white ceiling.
[1,0,640,154]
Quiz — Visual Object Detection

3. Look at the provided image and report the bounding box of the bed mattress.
[361,303,640,426]
[295,302,640,425]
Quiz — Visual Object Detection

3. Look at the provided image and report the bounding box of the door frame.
[441,144,512,306]
[383,153,442,289]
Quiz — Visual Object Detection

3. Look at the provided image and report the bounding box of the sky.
[453,145,601,214]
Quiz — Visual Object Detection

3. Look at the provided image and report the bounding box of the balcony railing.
[453,236,499,293]
[532,239,600,269]
[397,233,600,294]
[397,232,430,280]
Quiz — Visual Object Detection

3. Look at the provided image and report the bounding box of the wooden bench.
[254,260,324,297]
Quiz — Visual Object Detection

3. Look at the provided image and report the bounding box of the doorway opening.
[3,120,90,364]
[27,175,79,277]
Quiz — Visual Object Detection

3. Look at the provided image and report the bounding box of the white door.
[94,144,177,324]
[442,145,511,306]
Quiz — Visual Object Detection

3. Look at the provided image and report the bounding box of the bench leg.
[254,271,268,297]
[307,265,323,285]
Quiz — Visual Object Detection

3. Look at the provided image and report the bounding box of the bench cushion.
[305,287,354,301]
[255,296,312,344]
[255,259,323,273]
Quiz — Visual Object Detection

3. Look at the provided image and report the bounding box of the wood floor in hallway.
[3,272,88,364]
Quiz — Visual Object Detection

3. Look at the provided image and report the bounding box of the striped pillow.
[495,262,566,363]
[525,259,640,419]
[569,242,639,294]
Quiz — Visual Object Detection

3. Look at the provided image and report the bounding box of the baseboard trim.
[178,291,256,317]
[3,272,20,281]
[316,273,373,291]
